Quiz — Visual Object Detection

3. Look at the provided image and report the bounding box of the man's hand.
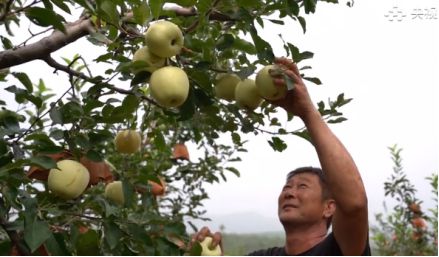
[269,57,316,120]
[187,226,223,255]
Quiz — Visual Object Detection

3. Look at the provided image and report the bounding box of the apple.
[255,65,287,100]
[132,46,166,73]
[234,79,263,110]
[200,236,222,256]
[144,20,184,58]
[114,130,141,154]
[104,181,124,205]
[214,73,241,101]
[148,177,166,196]
[48,160,90,200]
[149,66,189,108]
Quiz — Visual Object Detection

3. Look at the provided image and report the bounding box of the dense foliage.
[0,0,352,255]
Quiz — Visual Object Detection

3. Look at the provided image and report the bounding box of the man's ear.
[323,199,336,218]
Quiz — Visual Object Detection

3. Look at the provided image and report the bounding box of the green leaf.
[303,77,322,85]
[121,94,139,115]
[49,107,63,124]
[226,167,240,177]
[149,0,164,19]
[24,213,52,253]
[0,36,13,49]
[122,179,135,208]
[268,19,284,25]
[268,137,287,152]
[25,7,65,32]
[328,117,347,124]
[153,131,167,152]
[76,229,100,255]
[29,156,57,170]
[86,149,103,162]
[131,71,151,85]
[249,25,274,63]
[233,38,256,54]
[189,241,202,256]
[304,0,317,14]
[49,0,71,14]
[298,16,306,33]
[44,233,70,256]
[133,2,150,25]
[216,34,235,51]
[97,0,120,25]
[103,221,123,250]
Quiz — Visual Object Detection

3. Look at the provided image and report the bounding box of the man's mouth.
[282,204,298,210]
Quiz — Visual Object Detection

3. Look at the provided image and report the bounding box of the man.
[190,57,370,255]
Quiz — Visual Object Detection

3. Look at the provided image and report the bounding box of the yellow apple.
[144,20,184,58]
[132,46,166,73]
[200,236,222,256]
[48,160,90,200]
[104,181,124,205]
[255,65,287,100]
[234,79,263,110]
[150,66,189,108]
[214,73,241,101]
[114,130,141,154]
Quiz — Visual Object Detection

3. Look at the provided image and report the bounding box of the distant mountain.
[186,211,284,234]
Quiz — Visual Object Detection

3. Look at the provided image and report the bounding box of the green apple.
[150,66,189,108]
[200,236,222,256]
[235,79,263,110]
[114,130,141,154]
[255,65,287,100]
[48,160,90,200]
[144,20,184,58]
[132,46,166,73]
[104,181,124,205]
[214,73,241,101]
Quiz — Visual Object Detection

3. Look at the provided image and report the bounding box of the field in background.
[222,232,285,255]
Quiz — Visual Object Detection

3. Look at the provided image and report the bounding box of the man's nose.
[284,188,296,198]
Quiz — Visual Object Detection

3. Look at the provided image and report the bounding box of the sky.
[1,0,438,233]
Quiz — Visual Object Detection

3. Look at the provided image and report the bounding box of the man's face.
[278,172,330,226]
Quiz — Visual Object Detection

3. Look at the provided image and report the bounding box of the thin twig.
[13,83,72,143]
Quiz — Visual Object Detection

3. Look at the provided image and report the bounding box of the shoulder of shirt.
[247,246,285,256]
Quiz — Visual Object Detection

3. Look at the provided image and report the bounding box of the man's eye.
[298,184,308,189]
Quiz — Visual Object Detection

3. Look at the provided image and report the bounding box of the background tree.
[372,145,438,256]
[0,0,353,255]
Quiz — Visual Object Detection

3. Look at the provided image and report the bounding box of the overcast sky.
[1,0,438,233]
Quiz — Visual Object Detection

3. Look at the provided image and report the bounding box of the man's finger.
[197,226,211,241]
[211,232,222,248]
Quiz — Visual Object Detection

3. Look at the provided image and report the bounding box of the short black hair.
[286,166,333,229]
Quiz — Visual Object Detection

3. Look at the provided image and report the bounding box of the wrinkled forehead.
[286,172,320,184]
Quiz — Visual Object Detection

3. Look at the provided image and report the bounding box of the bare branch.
[43,56,159,107]
[0,17,95,69]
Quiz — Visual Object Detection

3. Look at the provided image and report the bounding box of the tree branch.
[0,17,95,70]
[43,56,159,107]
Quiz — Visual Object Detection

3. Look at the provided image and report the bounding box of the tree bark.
[0,18,95,70]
